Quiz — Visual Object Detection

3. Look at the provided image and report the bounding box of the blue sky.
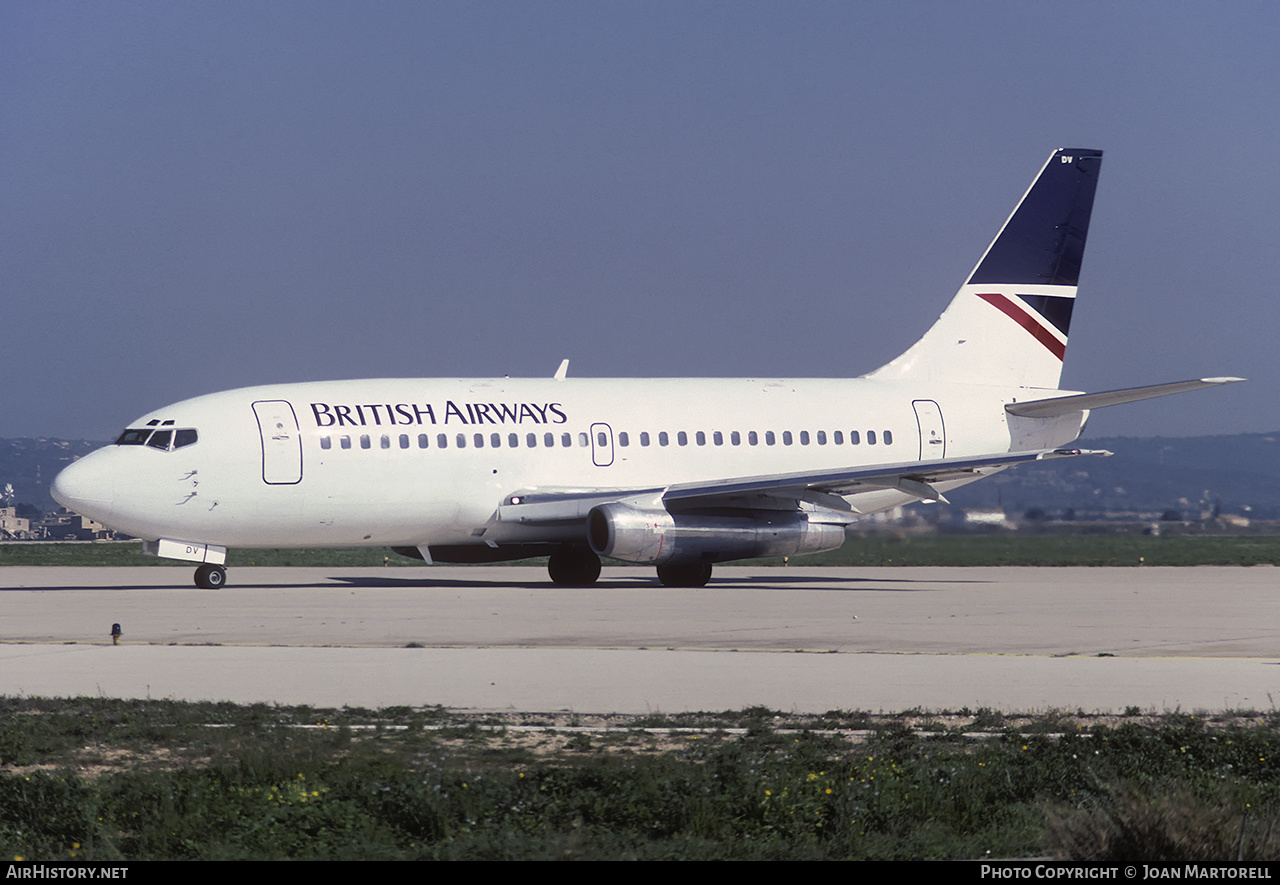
[3,1,1276,440]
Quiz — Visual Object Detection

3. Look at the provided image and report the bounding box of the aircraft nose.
[51,451,116,513]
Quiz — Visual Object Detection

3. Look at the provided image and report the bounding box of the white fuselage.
[51,375,1086,551]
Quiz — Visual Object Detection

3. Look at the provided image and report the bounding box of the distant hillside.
[943,432,1280,520]
[3,432,1278,520]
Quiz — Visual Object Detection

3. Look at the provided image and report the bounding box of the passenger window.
[146,430,172,451]
[816,431,826,445]
[320,436,332,450]
[640,432,650,447]
[850,431,860,445]
[884,430,893,445]
[380,435,391,449]
[360,434,371,449]
[544,432,555,447]
[174,429,198,449]
[677,431,688,446]
[782,431,793,446]
[659,432,669,447]
[340,435,351,449]
[867,431,877,445]
[527,433,538,447]
[799,431,810,445]
[833,431,843,445]
[399,434,410,449]
[748,431,758,446]
[597,431,607,446]
[456,434,467,448]
[713,431,724,446]
[696,431,706,446]
[509,433,519,448]
[490,433,500,448]
[730,431,740,446]
[766,431,776,446]
[618,432,629,447]
[562,433,572,447]
[578,432,589,447]
[418,434,430,448]
[474,434,484,448]
[438,434,448,448]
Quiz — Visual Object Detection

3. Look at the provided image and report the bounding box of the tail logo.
[976,292,1072,361]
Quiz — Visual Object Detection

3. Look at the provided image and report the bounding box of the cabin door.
[252,400,303,485]
[912,400,946,460]
[590,422,614,467]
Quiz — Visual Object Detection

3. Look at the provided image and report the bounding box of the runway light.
[110,623,122,646]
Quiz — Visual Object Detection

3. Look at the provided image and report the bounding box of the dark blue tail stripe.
[968,149,1102,287]
[1017,294,1075,336]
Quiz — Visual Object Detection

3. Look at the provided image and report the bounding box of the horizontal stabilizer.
[1005,377,1244,418]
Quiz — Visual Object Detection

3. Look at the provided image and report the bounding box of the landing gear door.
[590,422,614,467]
[252,400,303,485]
[912,400,946,460]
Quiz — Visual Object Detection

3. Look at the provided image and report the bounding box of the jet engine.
[587,502,847,565]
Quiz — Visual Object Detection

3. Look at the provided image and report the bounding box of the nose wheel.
[194,563,227,589]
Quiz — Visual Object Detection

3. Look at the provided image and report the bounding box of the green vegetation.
[6,533,1280,568]
[2,698,1280,860]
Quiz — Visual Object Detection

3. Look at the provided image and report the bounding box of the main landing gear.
[547,547,601,586]
[545,548,714,588]
[656,563,713,588]
[194,563,227,589]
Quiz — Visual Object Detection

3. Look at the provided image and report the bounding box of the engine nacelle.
[587,502,847,565]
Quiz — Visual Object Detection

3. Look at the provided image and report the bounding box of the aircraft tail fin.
[866,148,1103,389]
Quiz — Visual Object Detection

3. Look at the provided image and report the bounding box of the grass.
[3,698,1280,860]
[6,533,1280,568]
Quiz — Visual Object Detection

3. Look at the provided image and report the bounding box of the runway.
[2,565,1278,714]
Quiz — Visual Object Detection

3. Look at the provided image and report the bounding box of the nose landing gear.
[194,563,227,589]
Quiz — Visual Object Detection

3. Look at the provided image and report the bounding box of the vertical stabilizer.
[866,148,1102,389]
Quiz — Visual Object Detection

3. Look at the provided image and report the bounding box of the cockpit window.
[115,427,198,450]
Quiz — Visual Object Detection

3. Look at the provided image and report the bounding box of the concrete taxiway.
[2,565,1278,713]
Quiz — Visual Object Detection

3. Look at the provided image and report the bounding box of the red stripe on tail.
[976,293,1066,360]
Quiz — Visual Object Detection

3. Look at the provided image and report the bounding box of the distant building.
[963,507,1013,530]
[0,506,31,539]
[34,509,115,541]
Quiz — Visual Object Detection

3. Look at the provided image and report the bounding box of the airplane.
[51,148,1240,590]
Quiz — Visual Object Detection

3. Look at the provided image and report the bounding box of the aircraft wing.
[498,447,1108,525]
[660,447,1109,509]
